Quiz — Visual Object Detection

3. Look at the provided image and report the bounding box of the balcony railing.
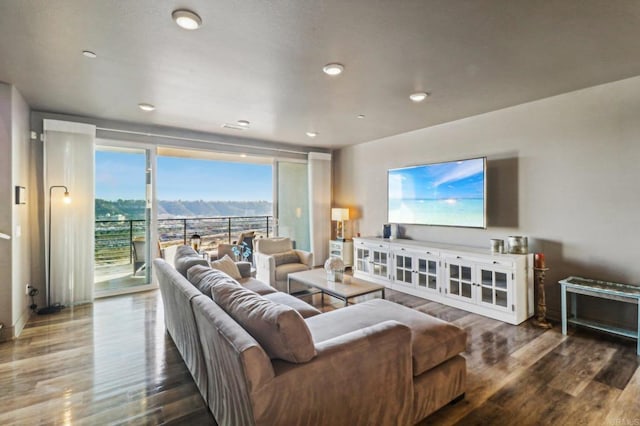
[95,215,273,266]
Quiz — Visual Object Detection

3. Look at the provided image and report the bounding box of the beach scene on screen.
[388,158,485,227]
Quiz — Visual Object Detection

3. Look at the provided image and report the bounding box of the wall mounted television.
[388,157,486,228]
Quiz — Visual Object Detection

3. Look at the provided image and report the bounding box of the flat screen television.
[388,157,486,228]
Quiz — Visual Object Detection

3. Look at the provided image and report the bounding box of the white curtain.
[307,152,332,266]
[44,120,95,306]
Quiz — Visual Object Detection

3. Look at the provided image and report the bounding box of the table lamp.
[331,208,349,241]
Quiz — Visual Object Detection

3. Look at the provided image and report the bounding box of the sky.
[388,158,485,200]
[95,151,273,201]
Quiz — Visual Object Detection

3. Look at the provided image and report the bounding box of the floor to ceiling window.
[275,161,310,251]
[155,149,274,256]
[94,145,153,297]
[93,143,309,292]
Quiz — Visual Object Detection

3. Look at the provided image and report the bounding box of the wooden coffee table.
[287,269,385,307]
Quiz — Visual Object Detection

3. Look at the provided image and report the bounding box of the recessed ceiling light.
[409,92,429,102]
[322,63,344,76]
[172,9,202,30]
[138,103,155,112]
[222,123,247,130]
[357,114,365,119]
[237,120,250,127]
[82,50,97,59]
[306,131,318,138]
[240,153,247,158]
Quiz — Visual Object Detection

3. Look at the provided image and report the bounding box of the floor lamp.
[38,185,71,315]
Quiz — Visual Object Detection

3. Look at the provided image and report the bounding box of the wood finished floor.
[1,289,638,425]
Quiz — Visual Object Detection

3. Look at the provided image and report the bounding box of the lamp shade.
[331,208,349,221]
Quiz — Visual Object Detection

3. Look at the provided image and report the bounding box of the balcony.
[94,215,273,291]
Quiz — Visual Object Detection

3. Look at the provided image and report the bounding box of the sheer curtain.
[43,120,95,306]
[307,152,332,266]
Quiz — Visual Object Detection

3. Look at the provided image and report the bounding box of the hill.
[96,199,273,220]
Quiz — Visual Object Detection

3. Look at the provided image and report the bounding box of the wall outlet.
[25,284,30,296]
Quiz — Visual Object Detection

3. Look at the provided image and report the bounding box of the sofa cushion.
[174,252,209,278]
[211,254,242,280]
[262,292,322,318]
[212,281,317,363]
[236,261,252,278]
[305,299,467,376]
[238,277,277,295]
[272,250,300,266]
[187,264,240,296]
[275,262,309,282]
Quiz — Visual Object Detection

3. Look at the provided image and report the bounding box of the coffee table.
[287,269,385,307]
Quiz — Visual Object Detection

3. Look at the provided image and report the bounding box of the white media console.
[353,237,534,325]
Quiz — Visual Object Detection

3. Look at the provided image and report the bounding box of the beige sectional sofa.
[154,245,467,425]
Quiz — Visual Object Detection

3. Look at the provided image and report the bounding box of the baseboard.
[13,307,30,338]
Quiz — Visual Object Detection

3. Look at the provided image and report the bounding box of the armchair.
[254,237,313,293]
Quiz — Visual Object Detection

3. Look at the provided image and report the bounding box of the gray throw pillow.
[212,281,317,363]
[187,265,240,297]
[174,255,209,278]
[272,250,300,266]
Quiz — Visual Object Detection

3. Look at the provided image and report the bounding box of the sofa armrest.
[294,249,313,268]
[236,261,252,278]
[251,320,414,425]
[254,252,276,287]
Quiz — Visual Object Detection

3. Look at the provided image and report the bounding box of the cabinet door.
[415,255,439,294]
[445,259,474,302]
[394,252,414,287]
[354,246,369,274]
[370,248,389,279]
[477,266,513,312]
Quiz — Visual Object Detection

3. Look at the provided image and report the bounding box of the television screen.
[388,157,486,228]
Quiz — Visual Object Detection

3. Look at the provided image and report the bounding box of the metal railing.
[95,215,272,266]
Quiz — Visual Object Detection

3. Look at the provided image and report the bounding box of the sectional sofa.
[154,245,467,425]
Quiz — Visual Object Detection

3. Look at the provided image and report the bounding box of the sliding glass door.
[94,145,153,297]
[275,161,310,251]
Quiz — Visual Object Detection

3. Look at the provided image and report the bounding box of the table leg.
[287,277,291,294]
[382,289,385,300]
[570,293,577,320]
[561,284,567,335]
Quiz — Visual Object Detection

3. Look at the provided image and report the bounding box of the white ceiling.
[1,0,640,149]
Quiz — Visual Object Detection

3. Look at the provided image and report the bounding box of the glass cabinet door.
[478,267,512,312]
[394,252,413,286]
[416,255,438,293]
[371,248,388,279]
[355,247,369,273]
[447,261,474,301]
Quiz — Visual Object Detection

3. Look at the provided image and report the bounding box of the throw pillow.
[272,250,300,266]
[187,264,240,297]
[212,281,317,363]
[174,250,209,278]
[210,254,242,280]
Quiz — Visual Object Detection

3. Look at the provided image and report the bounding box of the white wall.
[11,86,31,333]
[0,84,12,339]
[0,83,32,341]
[334,75,640,324]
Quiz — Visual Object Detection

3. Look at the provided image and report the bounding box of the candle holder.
[533,267,552,329]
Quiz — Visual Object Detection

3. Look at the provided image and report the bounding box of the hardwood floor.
[1,289,638,425]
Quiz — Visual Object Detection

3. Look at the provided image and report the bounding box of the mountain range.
[96,199,273,220]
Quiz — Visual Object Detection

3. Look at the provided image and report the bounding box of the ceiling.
[1,1,640,149]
